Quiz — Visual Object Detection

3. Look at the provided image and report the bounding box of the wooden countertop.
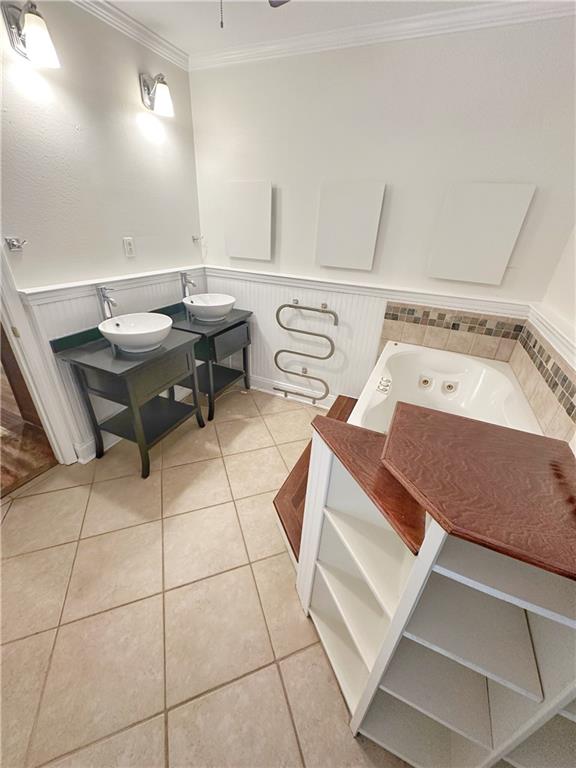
[383,403,576,581]
[311,416,426,554]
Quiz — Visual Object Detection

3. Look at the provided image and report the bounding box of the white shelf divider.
[308,565,369,712]
[380,637,493,748]
[434,537,576,629]
[404,573,543,702]
[324,508,413,618]
[506,716,576,768]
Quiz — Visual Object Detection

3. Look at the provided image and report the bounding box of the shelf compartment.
[99,396,195,446]
[317,514,390,668]
[324,508,414,618]
[506,716,576,768]
[404,572,543,701]
[309,564,369,712]
[561,699,576,723]
[434,537,576,629]
[360,690,488,768]
[489,613,576,748]
[380,637,492,748]
[183,364,245,398]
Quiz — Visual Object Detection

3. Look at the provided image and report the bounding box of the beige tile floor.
[1,389,405,768]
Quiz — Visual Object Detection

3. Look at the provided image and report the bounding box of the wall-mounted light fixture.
[139,73,174,117]
[2,2,60,68]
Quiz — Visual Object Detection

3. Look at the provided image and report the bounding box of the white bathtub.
[348,341,541,434]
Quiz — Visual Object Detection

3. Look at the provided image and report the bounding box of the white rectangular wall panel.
[223,180,272,261]
[315,180,385,271]
[427,183,536,285]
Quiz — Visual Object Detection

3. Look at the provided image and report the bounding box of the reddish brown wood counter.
[383,403,576,581]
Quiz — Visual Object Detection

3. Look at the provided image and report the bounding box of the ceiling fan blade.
[269,0,290,7]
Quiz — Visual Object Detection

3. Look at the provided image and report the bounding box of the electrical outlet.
[123,237,135,258]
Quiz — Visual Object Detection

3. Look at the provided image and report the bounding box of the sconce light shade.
[139,73,174,117]
[2,2,60,68]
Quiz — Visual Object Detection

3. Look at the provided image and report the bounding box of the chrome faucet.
[98,286,118,319]
[180,271,197,298]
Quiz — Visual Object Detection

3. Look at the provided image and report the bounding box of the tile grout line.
[33,640,324,768]
[221,411,308,768]
[22,477,95,768]
[1,547,290,649]
[158,445,170,768]
[212,419,309,763]
[2,479,300,563]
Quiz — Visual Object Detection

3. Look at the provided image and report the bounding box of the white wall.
[2,2,202,289]
[190,18,575,302]
[541,228,575,344]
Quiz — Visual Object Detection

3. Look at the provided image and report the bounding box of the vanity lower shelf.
[194,363,245,397]
[99,396,195,446]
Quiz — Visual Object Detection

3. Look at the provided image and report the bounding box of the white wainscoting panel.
[206,271,387,403]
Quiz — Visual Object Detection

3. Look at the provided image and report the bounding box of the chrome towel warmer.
[274,299,339,404]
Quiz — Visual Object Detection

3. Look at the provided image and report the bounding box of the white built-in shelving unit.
[297,433,576,768]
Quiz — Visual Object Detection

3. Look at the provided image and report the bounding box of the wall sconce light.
[139,73,174,117]
[2,2,60,68]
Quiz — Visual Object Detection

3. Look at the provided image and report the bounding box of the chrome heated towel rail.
[273,299,339,404]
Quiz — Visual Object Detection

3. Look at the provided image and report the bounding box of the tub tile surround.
[380,302,576,442]
[511,323,576,440]
[381,302,525,361]
[0,392,405,768]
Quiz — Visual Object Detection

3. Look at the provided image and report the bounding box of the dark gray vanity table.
[169,307,253,421]
[56,329,204,478]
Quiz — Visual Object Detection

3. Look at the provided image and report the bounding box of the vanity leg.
[72,365,104,458]
[168,386,176,402]
[128,389,150,478]
[242,345,251,390]
[189,357,205,429]
[207,361,215,421]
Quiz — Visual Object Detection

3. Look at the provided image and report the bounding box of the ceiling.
[113,1,481,58]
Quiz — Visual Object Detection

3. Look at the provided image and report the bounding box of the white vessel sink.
[182,293,236,323]
[99,313,172,353]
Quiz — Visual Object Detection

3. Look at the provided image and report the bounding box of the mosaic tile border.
[384,304,525,339]
[519,326,576,424]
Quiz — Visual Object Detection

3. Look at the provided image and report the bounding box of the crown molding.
[72,1,189,70]
[188,1,575,70]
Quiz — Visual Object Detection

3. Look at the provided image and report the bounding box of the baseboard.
[249,374,335,409]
